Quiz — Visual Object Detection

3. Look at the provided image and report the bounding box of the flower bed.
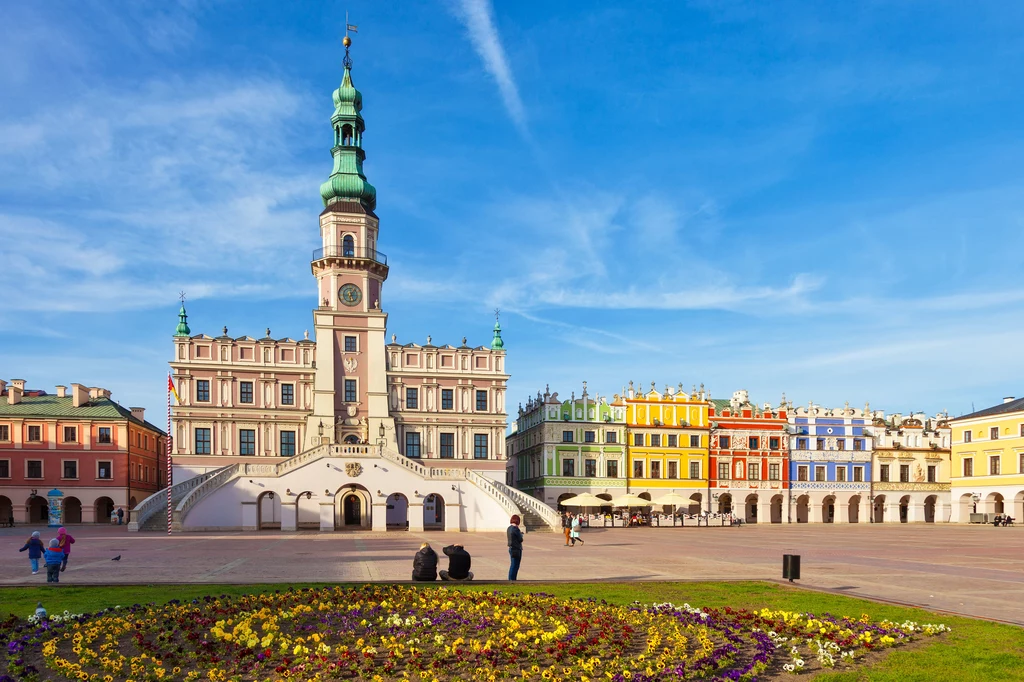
[0,585,948,681]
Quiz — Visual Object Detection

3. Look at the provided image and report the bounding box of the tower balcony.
[312,246,387,265]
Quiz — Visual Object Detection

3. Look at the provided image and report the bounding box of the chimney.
[7,383,22,405]
[0,379,6,395]
[71,383,89,408]
[130,407,146,422]
[1004,397,1016,404]
[10,379,26,391]
[56,385,67,398]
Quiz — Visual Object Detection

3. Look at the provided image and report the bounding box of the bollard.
[782,554,801,582]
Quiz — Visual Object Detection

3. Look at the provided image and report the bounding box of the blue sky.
[2,0,1024,421]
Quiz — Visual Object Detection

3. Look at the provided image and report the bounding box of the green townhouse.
[506,383,627,510]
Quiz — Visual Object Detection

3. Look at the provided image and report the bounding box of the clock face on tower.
[339,283,362,307]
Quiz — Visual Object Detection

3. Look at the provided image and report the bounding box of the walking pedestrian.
[570,513,584,546]
[56,527,75,572]
[561,510,572,546]
[117,507,124,525]
[43,539,63,584]
[19,531,45,575]
[507,514,524,581]
[411,542,438,581]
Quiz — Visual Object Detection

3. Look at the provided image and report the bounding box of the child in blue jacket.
[19,531,44,574]
[43,538,64,584]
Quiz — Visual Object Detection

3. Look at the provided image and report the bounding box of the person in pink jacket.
[56,527,75,572]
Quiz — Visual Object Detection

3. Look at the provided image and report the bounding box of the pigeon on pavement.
[111,555,121,561]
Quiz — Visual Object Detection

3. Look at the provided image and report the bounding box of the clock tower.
[307,38,392,448]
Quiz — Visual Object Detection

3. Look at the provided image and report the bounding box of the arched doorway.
[987,492,1005,515]
[1015,491,1024,522]
[822,495,836,523]
[688,493,702,516]
[95,496,115,524]
[129,496,137,510]
[796,495,809,523]
[28,496,48,523]
[596,493,613,514]
[257,491,281,530]
[717,493,732,515]
[295,492,319,530]
[744,494,758,523]
[63,497,82,524]
[386,493,409,529]
[899,495,911,523]
[0,495,12,524]
[424,493,445,530]
[873,495,886,523]
[556,492,576,512]
[638,491,652,507]
[336,484,371,529]
[924,495,937,523]
[848,495,861,523]
[770,495,783,524]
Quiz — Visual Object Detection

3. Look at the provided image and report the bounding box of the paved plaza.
[2,524,1022,625]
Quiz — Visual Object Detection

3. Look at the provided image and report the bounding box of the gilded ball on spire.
[343,35,351,47]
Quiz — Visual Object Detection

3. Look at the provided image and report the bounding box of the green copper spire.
[319,38,377,210]
[174,304,191,337]
[490,310,504,350]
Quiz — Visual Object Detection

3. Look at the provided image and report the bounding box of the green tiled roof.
[0,394,166,435]
[711,398,731,409]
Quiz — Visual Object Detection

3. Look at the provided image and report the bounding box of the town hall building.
[129,39,558,534]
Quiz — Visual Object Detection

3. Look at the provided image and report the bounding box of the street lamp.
[318,420,324,438]
[971,493,980,514]
[376,423,387,455]
[868,494,875,523]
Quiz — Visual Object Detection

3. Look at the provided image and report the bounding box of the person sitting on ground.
[440,543,474,581]
[411,542,438,581]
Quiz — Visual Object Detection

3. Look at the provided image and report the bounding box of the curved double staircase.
[129,445,560,533]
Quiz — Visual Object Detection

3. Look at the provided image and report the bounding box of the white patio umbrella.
[610,493,651,507]
[650,492,693,507]
[559,493,607,507]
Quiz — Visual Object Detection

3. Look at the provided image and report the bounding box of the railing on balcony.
[312,246,387,265]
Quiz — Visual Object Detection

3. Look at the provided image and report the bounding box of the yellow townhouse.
[949,396,1024,523]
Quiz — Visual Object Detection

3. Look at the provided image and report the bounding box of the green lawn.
[2,581,1021,681]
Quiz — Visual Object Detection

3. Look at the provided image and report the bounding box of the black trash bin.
[782,554,801,582]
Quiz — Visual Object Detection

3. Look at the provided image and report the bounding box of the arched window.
[343,235,355,257]
[335,126,340,146]
[342,124,353,145]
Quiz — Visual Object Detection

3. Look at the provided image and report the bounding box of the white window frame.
[25,459,44,479]
[96,460,113,480]
[61,459,79,480]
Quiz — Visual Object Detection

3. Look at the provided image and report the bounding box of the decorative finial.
[304,330,309,340]
[174,298,191,338]
[265,328,271,338]
[544,384,550,396]
[391,333,396,343]
[222,326,228,336]
[461,336,467,346]
[427,335,432,344]
[582,380,588,395]
[179,291,186,304]
[343,13,358,68]
[490,309,504,350]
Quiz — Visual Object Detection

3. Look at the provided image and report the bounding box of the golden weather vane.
[343,12,358,66]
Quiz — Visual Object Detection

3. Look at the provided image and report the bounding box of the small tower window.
[343,235,355,257]
[342,124,353,146]
[334,126,341,146]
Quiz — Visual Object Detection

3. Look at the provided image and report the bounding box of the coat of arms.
[345,462,363,477]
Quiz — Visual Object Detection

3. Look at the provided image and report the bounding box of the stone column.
[319,501,335,531]
[280,502,298,532]
[810,498,824,524]
[371,502,387,531]
[409,502,425,531]
[907,501,925,523]
[885,500,901,523]
[835,501,850,524]
[757,500,772,525]
[861,497,873,524]
[445,503,463,532]
[241,501,258,531]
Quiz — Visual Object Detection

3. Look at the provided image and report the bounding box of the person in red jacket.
[56,527,75,572]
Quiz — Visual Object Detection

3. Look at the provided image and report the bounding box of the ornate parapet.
[873,482,950,492]
[790,451,871,462]
[518,476,627,488]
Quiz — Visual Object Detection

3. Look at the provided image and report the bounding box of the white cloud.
[452,0,528,135]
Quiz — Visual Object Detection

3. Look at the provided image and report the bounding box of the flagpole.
[167,372,173,535]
